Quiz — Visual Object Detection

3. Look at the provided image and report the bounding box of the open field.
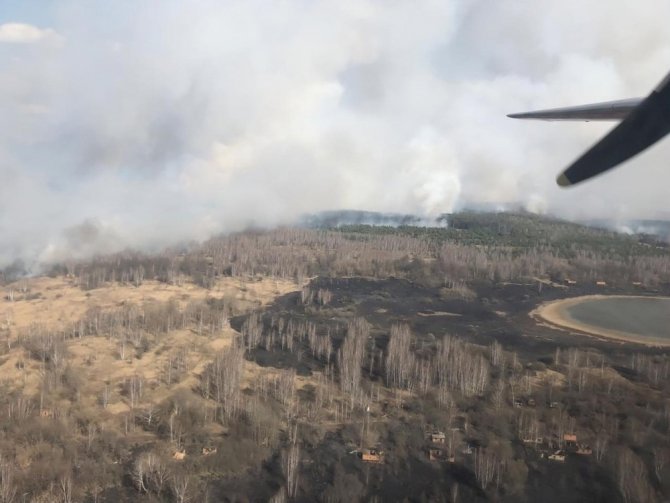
[1,276,298,334]
[0,276,300,437]
[0,274,377,461]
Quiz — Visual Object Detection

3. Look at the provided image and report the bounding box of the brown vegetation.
[0,216,668,501]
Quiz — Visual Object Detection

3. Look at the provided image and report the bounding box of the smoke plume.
[1,0,670,267]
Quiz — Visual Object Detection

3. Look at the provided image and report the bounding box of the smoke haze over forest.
[1,0,670,267]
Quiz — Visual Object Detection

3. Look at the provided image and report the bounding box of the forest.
[0,211,668,502]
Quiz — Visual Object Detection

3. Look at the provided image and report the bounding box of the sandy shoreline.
[531,295,670,347]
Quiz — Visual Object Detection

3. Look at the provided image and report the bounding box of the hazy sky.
[1,1,670,267]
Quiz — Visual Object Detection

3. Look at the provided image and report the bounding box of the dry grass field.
[1,276,297,333]
[0,276,300,437]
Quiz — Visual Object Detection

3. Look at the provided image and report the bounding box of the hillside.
[0,212,668,502]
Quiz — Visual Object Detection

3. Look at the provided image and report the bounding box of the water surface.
[566,297,670,341]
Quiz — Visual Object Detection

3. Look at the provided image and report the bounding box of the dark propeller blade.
[557,72,670,186]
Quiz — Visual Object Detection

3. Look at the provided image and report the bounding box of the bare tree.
[270,488,287,503]
[242,312,263,351]
[490,340,504,368]
[171,473,193,503]
[246,395,280,447]
[474,448,502,491]
[100,382,112,409]
[202,344,245,420]
[7,395,33,422]
[59,470,73,503]
[338,318,369,406]
[301,286,312,305]
[491,378,506,410]
[653,446,668,482]
[132,454,149,493]
[0,456,16,503]
[283,444,300,499]
[435,336,489,397]
[274,369,297,410]
[615,448,654,503]
[594,433,609,463]
[132,452,169,496]
[385,323,415,390]
[517,411,540,443]
[450,483,459,503]
[316,288,332,306]
[125,374,145,409]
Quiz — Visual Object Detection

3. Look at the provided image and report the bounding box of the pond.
[565,297,670,341]
[535,295,670,345]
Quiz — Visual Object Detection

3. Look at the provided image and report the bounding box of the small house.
[202,447,217,456]
[431,431,446,444]
[361,449,383,463]
[563,434,577,444]
[548,450,565,462]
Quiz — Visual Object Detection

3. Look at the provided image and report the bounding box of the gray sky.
[1,1,670,267]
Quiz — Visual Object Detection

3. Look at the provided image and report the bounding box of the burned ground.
[1,213,669,502]
[220,275,669,502]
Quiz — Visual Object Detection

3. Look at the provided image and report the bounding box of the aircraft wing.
[557,77,670,186]
[508,69,670,186]
[507,98,642,121]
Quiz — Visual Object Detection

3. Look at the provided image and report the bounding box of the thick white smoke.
[1,0,670,267]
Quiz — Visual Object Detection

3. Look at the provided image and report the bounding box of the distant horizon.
[2,208,669,275]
